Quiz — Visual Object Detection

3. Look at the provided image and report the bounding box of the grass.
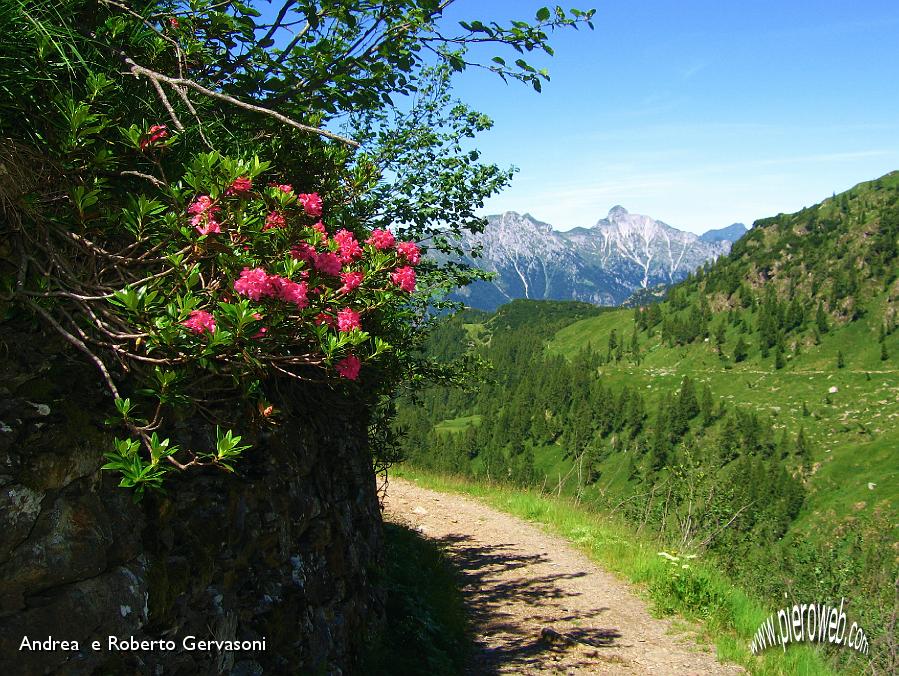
[435,414,483,434]
[546,303,899,547]
[394,466,850,676]
[362,522,470,675]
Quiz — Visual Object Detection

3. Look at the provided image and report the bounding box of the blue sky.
[439,1,899,233]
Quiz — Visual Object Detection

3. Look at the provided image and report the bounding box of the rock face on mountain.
[452,208,743,311]
[699,222,748,244]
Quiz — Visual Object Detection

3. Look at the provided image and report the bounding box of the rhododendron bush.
[0,0,591,494]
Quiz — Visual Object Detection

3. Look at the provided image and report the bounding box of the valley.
[397,171,899,674]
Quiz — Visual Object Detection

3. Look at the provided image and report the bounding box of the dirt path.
[382,478,744,675]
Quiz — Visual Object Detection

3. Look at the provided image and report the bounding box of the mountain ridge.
[453,207,743,310]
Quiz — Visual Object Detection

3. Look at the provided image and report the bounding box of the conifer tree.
[734,335,749,362]
[607,329,618,362]
[775,346,785,370]
[816,302,829,334]
[714,321,727,356]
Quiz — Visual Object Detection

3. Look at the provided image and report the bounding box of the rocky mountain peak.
[449,208,745,311]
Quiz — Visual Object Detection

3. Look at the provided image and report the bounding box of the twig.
[27,300,121,400]
[126,59,359,147]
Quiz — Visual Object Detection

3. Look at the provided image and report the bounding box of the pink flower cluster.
[140,124,169,150]
[226,176,253,196]
[188,195,222,235]
[363,228,422,266]
[314,252,341,276]
[335,354,361,380]
[233,267,308,308]
[298,192,323,217]
[338,271,364,294]
[264,211,286,231]
[366,228,395,250]
[396,241,421,265]
[273,184,293,194]
[337,308,361,333]
[391,266,416,293]
[333,229,363,263]
[182,309,216,334]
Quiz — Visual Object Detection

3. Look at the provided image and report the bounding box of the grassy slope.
[396,467,838,676]
[547,300,899,531]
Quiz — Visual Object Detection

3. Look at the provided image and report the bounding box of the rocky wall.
[0,321,384,675]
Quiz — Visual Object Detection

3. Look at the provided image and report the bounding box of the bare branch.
[126,59,360,147]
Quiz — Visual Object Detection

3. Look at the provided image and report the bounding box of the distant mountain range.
[450,207,748,311]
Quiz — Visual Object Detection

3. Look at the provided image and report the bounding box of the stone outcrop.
[0,321,383,674]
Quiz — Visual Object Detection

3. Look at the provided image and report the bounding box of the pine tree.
[775,346,785,370]
[815,302,829,334]
[734,336,748,362]
[677,376,700,421]
[714,321,727,356]
[837,350,845,369]
[777,430,793,460]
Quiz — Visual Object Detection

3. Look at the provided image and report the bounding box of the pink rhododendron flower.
[333,229,363,263]
[234,267,275,300]
[182,310,216,334]
[275,184,293,193]
[337,307,361,333]
[338,271,364,294]
[264,211,286,231]
[366,228,395,250]
[396,240,421,265]
[195,219,222,235]
[139,124,169,150]
[311,221,327,236]
[253,326,268,339]
[314,252,342,276]
[290,242,316,263]
[335,354,361,380]
[298,192,323,217]
[391,266,416,293]
[188,195,222,235]
[226,176,253,196]
[273,277,309,308]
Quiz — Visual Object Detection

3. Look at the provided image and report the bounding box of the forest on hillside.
[396,174,899,673]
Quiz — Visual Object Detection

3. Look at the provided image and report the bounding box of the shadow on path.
[434,533,623,674]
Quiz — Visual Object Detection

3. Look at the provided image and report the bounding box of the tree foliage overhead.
[0,0,593,493]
